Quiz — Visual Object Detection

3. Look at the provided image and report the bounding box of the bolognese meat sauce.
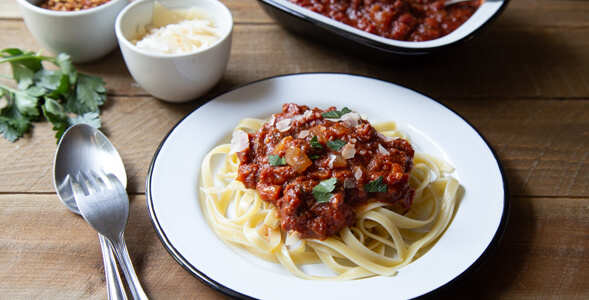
[40,0,112,11]
[235,104,415,240]
[288,0,482,41]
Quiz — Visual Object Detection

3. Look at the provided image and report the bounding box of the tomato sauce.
[236,104,414,240]
[288,0,482,41]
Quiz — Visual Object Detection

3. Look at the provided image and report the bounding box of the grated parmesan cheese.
[132,2,220,54]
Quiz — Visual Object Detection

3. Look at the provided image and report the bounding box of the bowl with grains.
[115,0,233,102]
[16,0,129,63]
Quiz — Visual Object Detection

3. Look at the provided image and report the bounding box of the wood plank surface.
[2,1,589,100]
[0,0,587,299]
[2,21,588,99]
[0,97,587,197]
[0,194,228,299]
[1,195,586,298]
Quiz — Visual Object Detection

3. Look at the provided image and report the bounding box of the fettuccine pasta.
[199,106,459,281]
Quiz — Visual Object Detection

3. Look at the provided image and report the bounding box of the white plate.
[147,73,509,299]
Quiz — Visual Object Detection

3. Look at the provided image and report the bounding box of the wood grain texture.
[0,0,587,299]
[2,2,589,99]
[0,194,229,299]
[1,195,586,298]
[454,196,589,299]
[1,97,586,197]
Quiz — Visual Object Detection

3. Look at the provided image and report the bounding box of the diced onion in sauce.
[284,146,312,173]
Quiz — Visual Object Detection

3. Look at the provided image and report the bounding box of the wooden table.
[1,0,587,298]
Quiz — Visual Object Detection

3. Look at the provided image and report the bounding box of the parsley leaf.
[0,105,32,142]
[72,74,106,114]
[14,89,40,118]
[34,69,65,91]
[327,139,346,151]
[12,63,35,90]
[42,98,69,140]
[2,48,43,71]
[55,53,76,83]
[0,121,22,142]
[314,178,337,193]
[0,49,107,142]
[321,107,352,118]
[310,135,323,148]
[364,176,388,193]
[268,154,286,166]
[313,178,337,203]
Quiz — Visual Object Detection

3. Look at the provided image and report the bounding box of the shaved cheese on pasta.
[276,118,292,132]
[378,143,389,155]
[230,130,249,154]
[341,143,356,159]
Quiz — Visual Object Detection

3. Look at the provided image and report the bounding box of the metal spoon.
[53,124,127,300]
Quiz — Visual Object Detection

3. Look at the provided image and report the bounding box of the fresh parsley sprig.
[310,135,323,148]
[268,154,286,166]
[313,178,337,203]
[0,48,106,142]
[321,107,352,118]
[364,176,388,193]
[327,139,346,151]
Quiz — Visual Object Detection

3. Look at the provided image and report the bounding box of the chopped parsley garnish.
[327,139,346,151]
[321,107,352,118]
[309,154,320,160]
[268,154,286,166]
[0,48,106,142]
[313,178,337,203]
[364,176,388,193]
[310,135,323,148]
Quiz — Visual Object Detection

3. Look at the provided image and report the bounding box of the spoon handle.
[99,234,128,300]
[109,233,149,300]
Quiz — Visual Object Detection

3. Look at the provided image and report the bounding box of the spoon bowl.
[54,124,127,213]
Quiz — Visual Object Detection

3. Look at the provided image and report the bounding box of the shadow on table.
[390,24,582,100]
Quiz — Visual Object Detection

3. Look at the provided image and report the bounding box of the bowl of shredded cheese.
[115,0,233,102]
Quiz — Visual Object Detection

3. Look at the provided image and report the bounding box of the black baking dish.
[257,0,510,60]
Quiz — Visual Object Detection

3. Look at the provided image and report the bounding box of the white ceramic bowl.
[16,0,129,63]
[115,0,233,103]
